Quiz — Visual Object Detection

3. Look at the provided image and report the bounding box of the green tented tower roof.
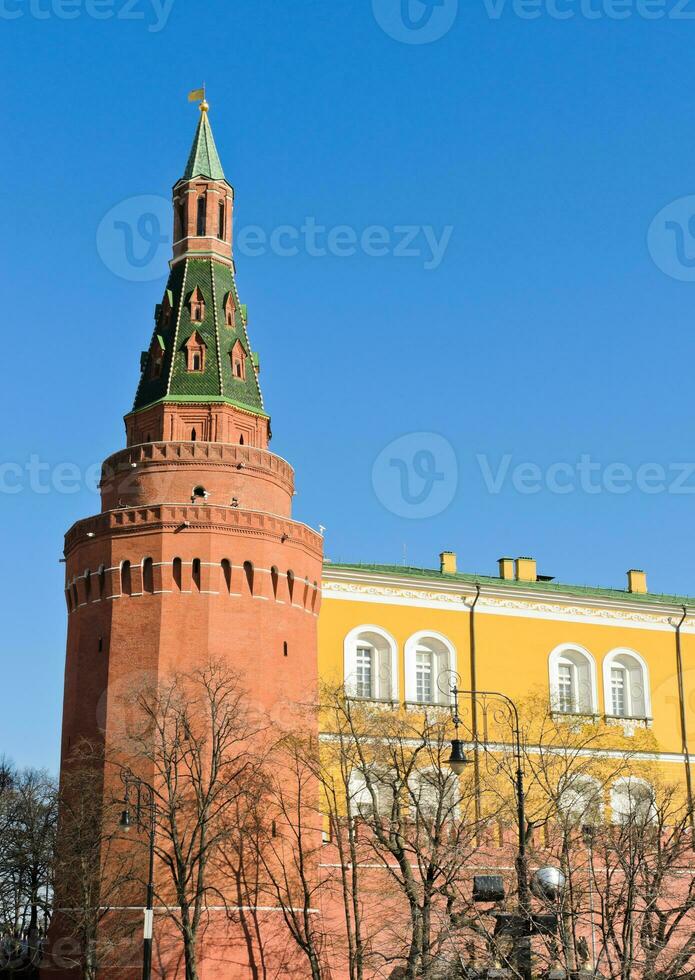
[182,109,226,182]
[132,257,265,416]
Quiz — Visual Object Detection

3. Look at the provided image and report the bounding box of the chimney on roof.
[498,557,515,580]
[627,569,647,594]
[440,551,457,575]
[516,556,537,583]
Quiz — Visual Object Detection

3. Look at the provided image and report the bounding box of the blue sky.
[3,0,695,770]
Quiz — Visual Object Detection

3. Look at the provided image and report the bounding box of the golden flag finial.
[188,85,208,111]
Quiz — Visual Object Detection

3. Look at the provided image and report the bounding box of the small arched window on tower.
[84,570,91,602]
[218,201,225,240]
[196,195,207,236]
[230,340,247,381]
[160,290,173,327]
[97,564,106,599]
[187,287,206,323]
[243,561,254,596]
[192,558,201,592]
[224,293,236,328]
[271,566,279,600]
[149,336,165,379]
[143,557,154,594]
[121,561,132,597]
[173,557,182,591]
[287,569,295,604]
[184,331,206,373]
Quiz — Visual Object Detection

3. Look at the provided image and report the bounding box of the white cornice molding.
[321,571,694,634]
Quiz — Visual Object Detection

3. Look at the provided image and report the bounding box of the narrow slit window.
[244,561,254,595]
[121,561,132,596]
[196,196,206,236]
[218,201,225,239]
[143,557,154,594]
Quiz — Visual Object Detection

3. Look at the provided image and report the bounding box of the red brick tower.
[52,101,323,977]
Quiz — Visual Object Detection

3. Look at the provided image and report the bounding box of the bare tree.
[324,691,486,980]
[50,741,133,980]
[588,786,695,980]
[122,661,264,980]
[0,762,56,972]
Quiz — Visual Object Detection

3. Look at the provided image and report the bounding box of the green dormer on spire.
[182,106,226,182]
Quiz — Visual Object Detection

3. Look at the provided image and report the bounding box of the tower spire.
[124,105,268,449]
[182,102,225,182]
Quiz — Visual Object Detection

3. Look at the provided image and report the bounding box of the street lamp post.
[119,773,156,980]
[445,678,533,980]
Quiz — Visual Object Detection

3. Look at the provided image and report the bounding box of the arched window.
[142,557,154,594]
[84,570,91,602]
[603,649,650,719]
[408,768,458,823]
[243,561,254,595]
[287,569,295,603]
[611,777,656,825]
[70,582,78,609]
[283,641,288,657]
[548,644,598,716]
[192,558,201,592]
[97,564,106,599]
[121,560,132,596]
[348,769,394,820]
[344,626,398,702]
[196,195,206,236]
[311,580,318,612]
[191,429,197,442]
[224,293,235,327]
[173,557,182,591]
[271,566,279,600]
[404,632,455,706]
[221,559,232,594]
[239,434,244,445]
[558,775,603,826]
[218,201,225,239]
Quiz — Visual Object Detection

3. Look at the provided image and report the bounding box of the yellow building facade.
[318,552,695,813]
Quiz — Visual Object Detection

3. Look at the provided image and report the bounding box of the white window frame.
[603,648,651,720]
[548,643,598,715]
[344,625,398,702]
[404,631,456,706]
